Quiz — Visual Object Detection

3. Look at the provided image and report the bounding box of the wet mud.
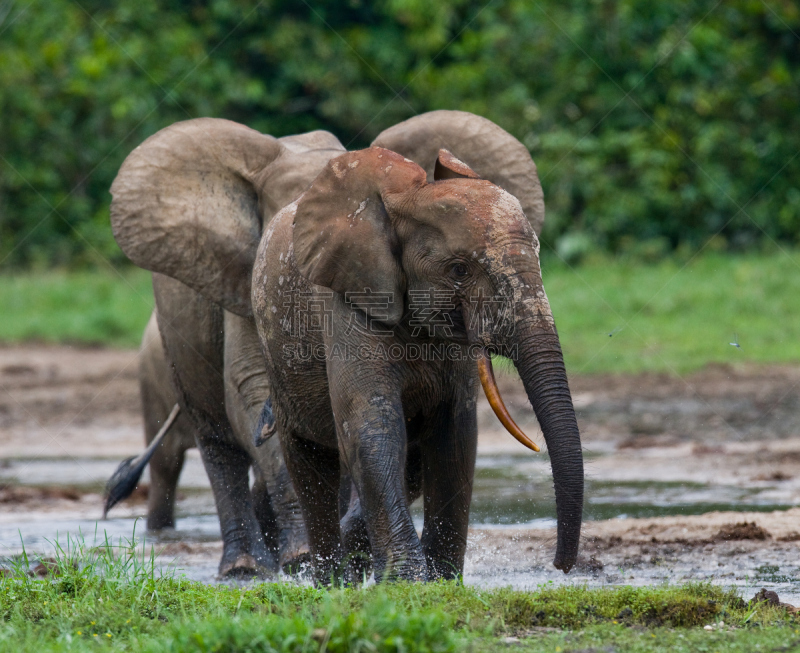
[0,345,798,600]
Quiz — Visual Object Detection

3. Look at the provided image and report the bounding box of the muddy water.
[2,452,799,605]
[4,451,797,535]
[2,347,799,604]
[466,453,798,524]
[0,453,214,554]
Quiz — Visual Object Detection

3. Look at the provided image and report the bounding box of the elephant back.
[257,131,346,219]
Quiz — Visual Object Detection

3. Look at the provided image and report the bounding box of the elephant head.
[291,144,583,572]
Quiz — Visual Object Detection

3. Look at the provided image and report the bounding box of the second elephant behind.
[137,311,309,573]
[101,304,309,577]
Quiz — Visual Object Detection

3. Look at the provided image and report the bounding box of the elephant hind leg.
[140,316,193,532]
[281,432,342,585]
[146,445,184,531]
[252,469,311,575]
[223,310,310,576]
[199,435,277,578]
[153,274,276,578]
[340,482,372,585]
[272,456,312,575]
[143,398,194,532]
[251,471,278,557]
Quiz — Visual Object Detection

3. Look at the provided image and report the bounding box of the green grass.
[543,247,800,374]
[0,268,153,347]
[0,534,797,652]
[3,248,800,374]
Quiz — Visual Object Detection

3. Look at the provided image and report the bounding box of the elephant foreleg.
[334,387,427,582]
[419,397,478,580]
[337,447,420,585]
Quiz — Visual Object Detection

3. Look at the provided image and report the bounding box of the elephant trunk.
[508,299,584,572]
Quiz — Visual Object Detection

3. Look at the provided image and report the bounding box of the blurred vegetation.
[544,246,800,374]
[1,0,799,269]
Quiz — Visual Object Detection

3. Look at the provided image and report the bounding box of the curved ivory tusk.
[477,351,540,453]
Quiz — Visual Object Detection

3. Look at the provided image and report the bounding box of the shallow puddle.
[0,453,211,490]
[0,515,221,554]
[420,453,798,526]
[2,451,799,601]
[2,452,798,533]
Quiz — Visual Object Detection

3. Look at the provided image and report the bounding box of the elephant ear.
[372,110,545,235]
[293,147,427,326]
[434,149,480,181]
[110,118,283,317]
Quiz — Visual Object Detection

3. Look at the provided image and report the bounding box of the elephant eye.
[452,263,469,278]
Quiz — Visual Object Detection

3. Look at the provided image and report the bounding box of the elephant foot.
[308,550,347,588]
[426,558,465,581]
[374,553,428,583]
[146,515,176,532]
[341,551,372,586]
[279,543,311,576]
[218,553,274,580]
[277,524,311,575]
[340,508,372,585]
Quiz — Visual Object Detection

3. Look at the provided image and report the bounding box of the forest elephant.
[103,311,308,575]
[110,110,584,583]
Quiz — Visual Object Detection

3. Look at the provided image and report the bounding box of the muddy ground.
[0,345,798,600]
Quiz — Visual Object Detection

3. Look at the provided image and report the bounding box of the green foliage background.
[1,0,799,268]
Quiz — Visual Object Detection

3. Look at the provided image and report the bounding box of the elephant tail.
[103,404,181,518]
[252,397,276,448]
